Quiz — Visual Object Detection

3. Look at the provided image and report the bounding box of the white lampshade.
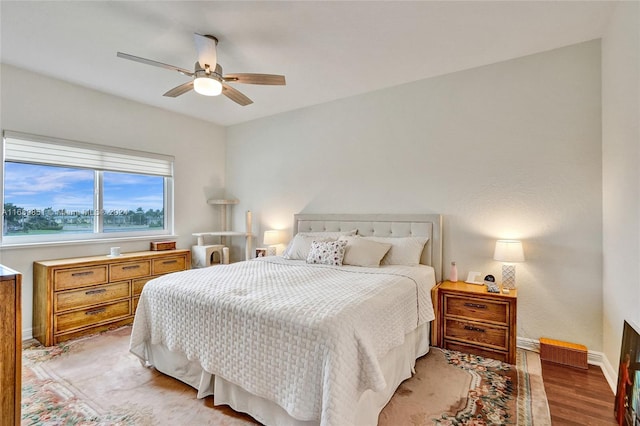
[193,76,222,96]
[493,239,524,289]
[263,230,282,246]
[493,240,525,263]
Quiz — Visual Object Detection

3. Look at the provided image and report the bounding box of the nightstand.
[433,280,517,364]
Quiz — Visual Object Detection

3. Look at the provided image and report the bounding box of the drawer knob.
[122,265,141,270]
[71,271,94,277]
[464,325,486,333]
[85,308,106,316]
[85,289,107,295]
[162,260,178,265]
[464,302,487,309]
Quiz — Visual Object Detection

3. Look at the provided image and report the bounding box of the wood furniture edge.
[0,266,22,426]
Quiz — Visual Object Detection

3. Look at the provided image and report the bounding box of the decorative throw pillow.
[339,236,392,267]
[306,240,348,266]
[282,235,334,260]
[362,236,429,266]
[282,229,357,260]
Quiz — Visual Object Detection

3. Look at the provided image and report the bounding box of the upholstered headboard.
[293,213,443,283]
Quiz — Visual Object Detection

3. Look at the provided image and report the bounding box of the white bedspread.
[130,257,435,426]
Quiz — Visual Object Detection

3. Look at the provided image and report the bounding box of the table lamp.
[263,230,282,256]
[493,240,525,289]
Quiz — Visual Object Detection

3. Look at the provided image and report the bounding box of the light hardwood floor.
[542,361,618,425]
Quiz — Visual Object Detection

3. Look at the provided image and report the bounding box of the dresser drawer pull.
[464,302,487,309]
[85,308,106,316]
[162,260,178,265]
[71,271,94,277]
[85,289,107,295]
[122,265,141,270]
[464,325,486,333]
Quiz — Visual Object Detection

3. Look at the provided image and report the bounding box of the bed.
[130,213,443,426]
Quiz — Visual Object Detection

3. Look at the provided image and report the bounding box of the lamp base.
[502,264,517,289]
[267,246,277,256]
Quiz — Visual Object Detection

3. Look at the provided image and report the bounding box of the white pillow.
[362,236,428,266]
[282,230,357,260]
[339,236,392,267]
[306,240,348,266]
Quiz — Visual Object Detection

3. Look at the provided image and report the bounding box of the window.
[2,131,174,244]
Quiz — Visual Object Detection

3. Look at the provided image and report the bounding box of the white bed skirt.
[144,322,430,426]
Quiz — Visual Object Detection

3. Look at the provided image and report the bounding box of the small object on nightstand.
[487,284,500,293]
[502,288,510,294]
[449,261,458,282]
[465,271,483,285]
[484,275,499,293]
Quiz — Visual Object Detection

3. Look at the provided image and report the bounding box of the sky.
[4,162,164,215]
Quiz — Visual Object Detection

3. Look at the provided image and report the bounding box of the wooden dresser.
[33,249,190,346]
[0,265,22,426]
[434,280,517,364]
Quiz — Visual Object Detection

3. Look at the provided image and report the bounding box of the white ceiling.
[1,1,616,127]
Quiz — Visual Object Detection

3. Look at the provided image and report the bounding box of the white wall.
[602,0,640,381]
[227,41,604,350]
[0,64,227,338]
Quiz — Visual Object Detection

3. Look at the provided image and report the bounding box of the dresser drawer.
[55,281,131,312]
[110,260,151,280]
[55,300,130,334]
[152,255,187,275]
[133,277,153,296]
[444,294,508,325]
[54,266,109,291]
[444,318,508,351]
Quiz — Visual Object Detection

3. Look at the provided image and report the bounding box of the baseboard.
[517,337,540,353]
[517,337,616,393]
[23,327,33,342]
[590,350,617,393]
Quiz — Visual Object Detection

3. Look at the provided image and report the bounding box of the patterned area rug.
[21,326,550,425]
[379,348,551,425]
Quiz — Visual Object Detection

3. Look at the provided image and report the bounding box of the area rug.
[22,326,551,425]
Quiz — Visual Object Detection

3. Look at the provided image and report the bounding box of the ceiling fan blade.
[193,33,217,70]
[117,52,193,76]
[222,83,253,106]
[223,73,286,85]
[163,81,194,97]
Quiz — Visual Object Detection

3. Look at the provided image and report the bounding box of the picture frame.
[464,271,484,285]
[615,320,640,426]
[255,248,267,258]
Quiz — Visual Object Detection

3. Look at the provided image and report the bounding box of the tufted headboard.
[293,213,443,283]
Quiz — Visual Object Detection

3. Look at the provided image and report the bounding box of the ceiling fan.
[117,33,286,106]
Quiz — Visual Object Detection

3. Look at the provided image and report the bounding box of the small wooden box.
[150,241,176,251]
[539,337,588,369]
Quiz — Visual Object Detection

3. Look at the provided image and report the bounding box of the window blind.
[3,131,174,177]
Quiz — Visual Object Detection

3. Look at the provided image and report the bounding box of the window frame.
[1,131,175,246]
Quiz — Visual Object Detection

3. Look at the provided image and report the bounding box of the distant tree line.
[3,203,164,233]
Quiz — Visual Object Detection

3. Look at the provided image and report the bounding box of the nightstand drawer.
[55,281,130,312]
[444,318,508,351]
[54,266,108,291]
[110,260,151,280]
[444,294,509,325]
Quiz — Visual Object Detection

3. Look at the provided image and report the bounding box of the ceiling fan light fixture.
[194,75,222,96]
